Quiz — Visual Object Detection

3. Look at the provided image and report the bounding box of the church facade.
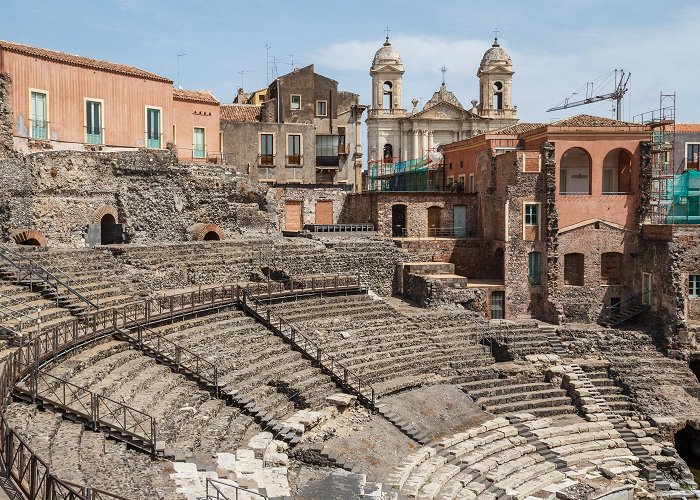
[366,36,518,165]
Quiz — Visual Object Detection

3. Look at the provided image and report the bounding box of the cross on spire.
[493,28,499,44]
[385,26,391,43]
[440,65,448,85]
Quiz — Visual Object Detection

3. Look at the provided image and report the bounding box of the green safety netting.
[665,170,700,223]
[368,156,439,192]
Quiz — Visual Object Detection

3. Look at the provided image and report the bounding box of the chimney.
[234,87,248,104]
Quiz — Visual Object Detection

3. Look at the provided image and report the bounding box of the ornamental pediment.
[413,102,466,120]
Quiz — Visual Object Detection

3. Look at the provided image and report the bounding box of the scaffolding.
[634,92,677,224]
[367,154,444,192]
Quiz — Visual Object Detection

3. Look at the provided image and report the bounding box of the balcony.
[258,154,274,166]
[286,154,302,167]
[85,126,104,145]
[316,156,340,168]
[30,119,49,140]
[367,108,407,118]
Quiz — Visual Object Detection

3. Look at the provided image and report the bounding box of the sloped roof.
[423,83,463,111]
[173,88,219,105]
[492,122,545,135]
[551,114,638,128]
[220,104,261,122]
[0,39,171,83]
[675,124,700,132]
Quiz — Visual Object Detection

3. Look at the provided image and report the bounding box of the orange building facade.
[0,40,219,162]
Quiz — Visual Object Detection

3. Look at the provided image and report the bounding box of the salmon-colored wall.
[529,134,645,229]
[172,99,220,162]
[0,49,173,148]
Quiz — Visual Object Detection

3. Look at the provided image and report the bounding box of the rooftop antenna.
[287,54,295,70]
[440,65,448,85]
[238,69,253,90]
[546,69,631,120]
[176,53,187,89]
[271,56,279,80]
[265,44,271,84]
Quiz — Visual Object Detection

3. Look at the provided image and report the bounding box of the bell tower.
[370,35,405,113]
[477,36,516,120]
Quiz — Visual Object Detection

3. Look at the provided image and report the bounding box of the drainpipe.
[276,79,281,124]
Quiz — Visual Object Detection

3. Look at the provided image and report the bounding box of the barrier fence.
[0,274,364,499]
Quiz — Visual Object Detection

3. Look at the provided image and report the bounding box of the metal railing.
[244,273,362,301]
[16,369,157,453]
[0,246,98,311]
[476,321,517,358]
[0,294,42,339]
[122,324,219,396]
[286,154,302,166]
[205,478,267,500]
[603,290,650,324]
[241,288,375,410]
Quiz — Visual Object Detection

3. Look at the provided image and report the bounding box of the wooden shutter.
[285,201,302,231]
[315,200,333,224]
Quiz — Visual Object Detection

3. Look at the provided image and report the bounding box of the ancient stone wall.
[274,187,349,228]
[402,272,487,313]
[0,74,15,158]
[394,238,495,278]
[0,148,274,247]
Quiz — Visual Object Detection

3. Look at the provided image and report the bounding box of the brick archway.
[93,205,119,224]
[189,223,224,241]
[10,228,47,247]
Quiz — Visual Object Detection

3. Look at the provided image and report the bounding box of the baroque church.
[366,35,518,163]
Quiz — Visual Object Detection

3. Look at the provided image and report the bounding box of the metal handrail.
[245,273,363,300]
[0,246,98,311]
[604,290,650,317]
[205,478,268,499]
[241,288,375,409]
[32,254,100,308]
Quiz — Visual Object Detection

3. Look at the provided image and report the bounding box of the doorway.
[285,201,302,231]
[392,204,406,237]
[491,291,505,319]
[428,206,441,237]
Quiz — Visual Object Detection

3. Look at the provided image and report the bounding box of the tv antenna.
[547,69,630,120]
[238,69,253,89]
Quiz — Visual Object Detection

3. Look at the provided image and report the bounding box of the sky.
[3,0,699,123]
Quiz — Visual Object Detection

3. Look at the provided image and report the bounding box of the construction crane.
[547,69,630,120]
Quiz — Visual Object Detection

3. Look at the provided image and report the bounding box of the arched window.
[493,81,503,110]
[383,143,393,161]
[560,147,592,195]
[602,148,633,194]
[383,81,393,109]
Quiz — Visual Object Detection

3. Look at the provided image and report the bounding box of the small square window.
[316,100,327,116]
[690,275,700,298]
[291,95,301,110]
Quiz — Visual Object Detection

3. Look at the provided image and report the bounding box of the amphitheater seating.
[147,308,341,421]
[30,339,256,457]
[4,401,173,498]
[460,373,577,418]
[269,294,496,396]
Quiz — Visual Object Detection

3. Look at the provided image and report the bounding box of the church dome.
[372,38,403,69]
[479,39,512,69]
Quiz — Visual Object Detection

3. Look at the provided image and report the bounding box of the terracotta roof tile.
[675,124,700,133]
[173,88,219,105]
[220,104,261,122]
[0,40,171,83]
[551,114,640,128]
[492,122,546,135]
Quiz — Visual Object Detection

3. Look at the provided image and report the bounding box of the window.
[690,275,700,298]
[146,107,161,148]
[560,147,591,194]
[524,204,539,226]
[528,252,541,285]
[193,127,205,158]
[601,252,622,285]
[30,91,48,140]
[493,81,503,110]
[383,81,393,109]
[688,144,700,170]
[260,133,274,165]
[85,99,103,144]
[316,100,327,117]
[458,175,465,192]
[291,94,301,110]
[469,174,475,193]
[317,135,340,157]
[287,134,301,165]
[564,253,584,286]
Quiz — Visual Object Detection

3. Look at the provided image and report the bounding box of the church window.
[383,81,393,109]
[493,81,503,110]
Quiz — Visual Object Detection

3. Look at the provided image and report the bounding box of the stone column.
[428,130,434,151]
[413,130,419,159]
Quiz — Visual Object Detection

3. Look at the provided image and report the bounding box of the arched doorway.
[203,231,220,241]
[100,213,118,245]
[602,148,634,194]
[392,204,407,237]
[189,223,225,241]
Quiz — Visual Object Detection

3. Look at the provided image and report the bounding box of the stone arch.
[189,223,224,242]
[560,147,592,195]
[93,205,119,224]
[10,228,47,247]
